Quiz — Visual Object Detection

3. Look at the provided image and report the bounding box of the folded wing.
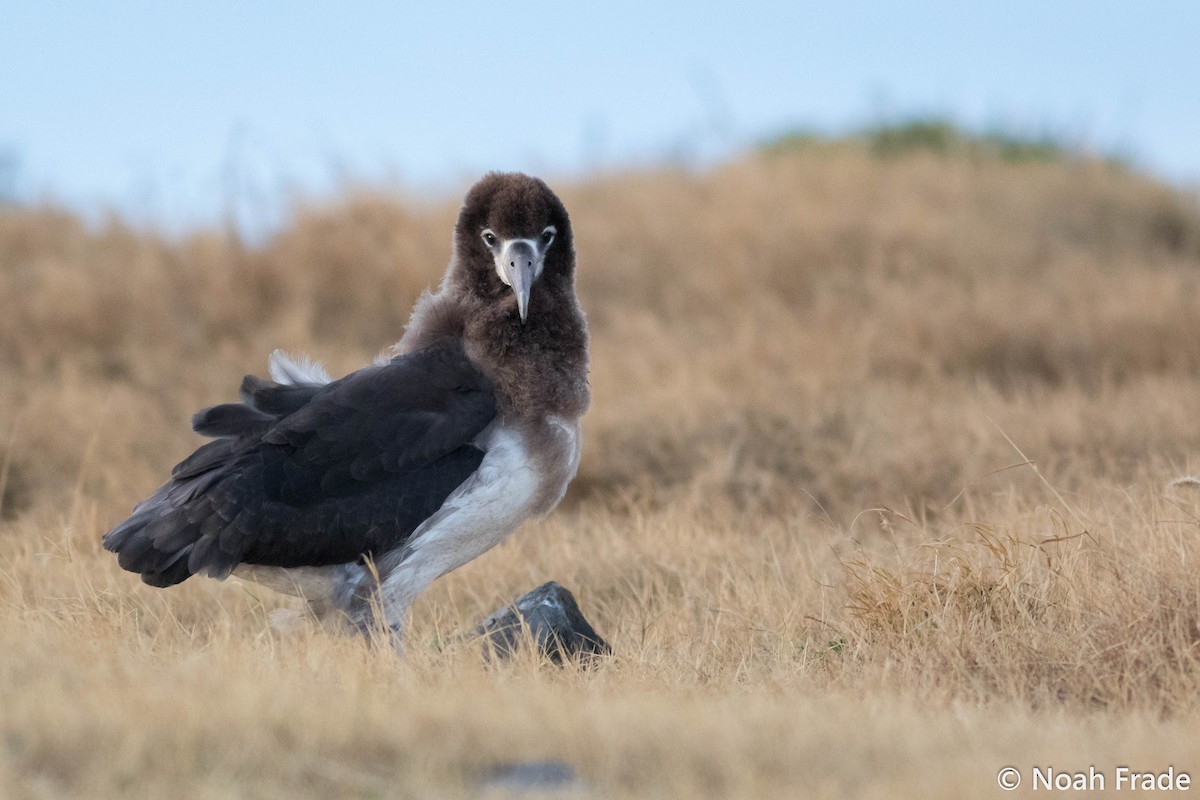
[103,340,496,586]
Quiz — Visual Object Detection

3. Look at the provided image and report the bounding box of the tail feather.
[105,511,191,578]
[192,403,274,437]
[106,348,330,589]
[103,513,153,563]
[141,553,194,587]
[104,460,235,587]
[240,375,322,418]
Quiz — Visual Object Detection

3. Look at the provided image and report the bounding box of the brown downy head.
[446,172,576,324]
[430,172,588,421]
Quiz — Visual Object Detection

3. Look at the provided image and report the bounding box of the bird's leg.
[346,538,467,657]
[346,587,411,656]
[349,524,494,656]
[345,553,415,656]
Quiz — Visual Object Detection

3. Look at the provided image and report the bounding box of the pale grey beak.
[499,240,538,323]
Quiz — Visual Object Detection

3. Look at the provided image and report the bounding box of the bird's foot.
[388,622,406,658]
[349,613,406,657]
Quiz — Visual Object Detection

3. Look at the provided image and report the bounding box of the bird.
[102,172,590,652]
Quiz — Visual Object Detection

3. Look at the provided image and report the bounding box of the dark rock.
[476,581,611,662]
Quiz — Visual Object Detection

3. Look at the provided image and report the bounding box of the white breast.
[378,422,542,610]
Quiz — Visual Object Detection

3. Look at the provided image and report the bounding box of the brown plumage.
[103,172,589,651]
[398,172,589,421]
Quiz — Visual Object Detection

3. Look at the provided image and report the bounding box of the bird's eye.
[481,230,497,247]
[540,226,556,245]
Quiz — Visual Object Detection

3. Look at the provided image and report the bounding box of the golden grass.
[2,149,1200,797]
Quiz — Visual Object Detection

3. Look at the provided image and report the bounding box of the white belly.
[377,422,545,614]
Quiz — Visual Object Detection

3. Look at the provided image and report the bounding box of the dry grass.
[2,149,1200,798]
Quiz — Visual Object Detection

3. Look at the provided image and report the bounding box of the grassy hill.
[2,139,1199,797]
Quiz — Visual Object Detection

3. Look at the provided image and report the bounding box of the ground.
[2,146,1199,798]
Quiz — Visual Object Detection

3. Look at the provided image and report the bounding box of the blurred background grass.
[3,123,1197,522]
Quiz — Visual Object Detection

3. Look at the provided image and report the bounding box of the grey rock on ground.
[480,760,581,794]
[476,581,611,662]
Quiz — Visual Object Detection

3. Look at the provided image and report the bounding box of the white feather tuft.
[373,344,400,366]
[268,350,332,386]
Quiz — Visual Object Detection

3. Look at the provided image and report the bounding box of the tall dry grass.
[2,148,1200,798]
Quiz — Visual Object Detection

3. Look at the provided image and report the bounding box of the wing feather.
[103,339,496,585]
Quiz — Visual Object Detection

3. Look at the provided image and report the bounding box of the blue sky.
[2,1,1197,232]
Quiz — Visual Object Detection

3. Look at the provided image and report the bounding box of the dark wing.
[103,340,496,587]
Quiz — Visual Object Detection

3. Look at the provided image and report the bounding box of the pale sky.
[2,1,1197,233]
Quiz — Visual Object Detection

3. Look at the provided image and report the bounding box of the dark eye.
[540,226,556,245]
[481,230,497,247]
